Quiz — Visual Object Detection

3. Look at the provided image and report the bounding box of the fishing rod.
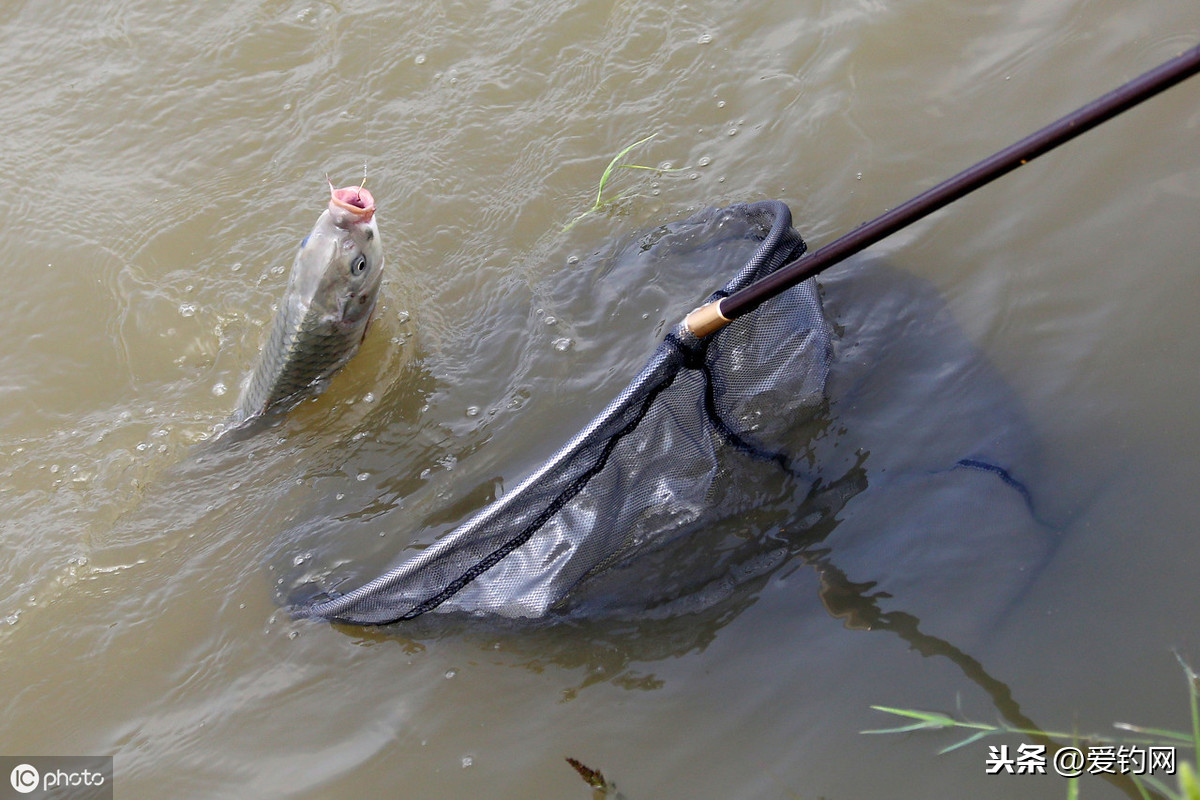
[685,42,1200,338]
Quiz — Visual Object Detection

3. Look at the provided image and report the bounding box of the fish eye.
[351,255,368,275]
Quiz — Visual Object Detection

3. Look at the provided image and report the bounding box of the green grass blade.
[614,164,685,173]
[1137,774,1176,799]
[1129,775,1154,800]
[868,706,958,723]
[861,721,946,735]
[938,729,993,754]
[865,706,997,732]
[1179,761,1200,800]
[1178,652,1200,772]
[594,133,657,208]
[563,133,672,233]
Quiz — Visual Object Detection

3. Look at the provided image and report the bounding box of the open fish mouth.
[330,185,375,222]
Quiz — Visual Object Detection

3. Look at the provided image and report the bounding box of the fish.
[224,183,384,433]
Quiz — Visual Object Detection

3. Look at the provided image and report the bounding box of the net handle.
[685,42,1200,338]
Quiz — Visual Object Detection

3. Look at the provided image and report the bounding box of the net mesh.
[292,201,833,624]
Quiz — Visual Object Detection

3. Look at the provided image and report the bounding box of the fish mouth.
[329,185,376,223]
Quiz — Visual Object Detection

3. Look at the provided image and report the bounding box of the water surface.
[2,1,1200,798]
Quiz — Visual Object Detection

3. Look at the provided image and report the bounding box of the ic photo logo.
[9,763,39,794]
[4,758,110,796]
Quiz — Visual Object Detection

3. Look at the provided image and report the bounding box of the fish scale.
[225,185,384,433]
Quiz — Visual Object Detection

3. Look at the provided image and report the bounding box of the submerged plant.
[563,133,682,231]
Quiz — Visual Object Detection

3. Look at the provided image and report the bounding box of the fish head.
[286,185,385,331]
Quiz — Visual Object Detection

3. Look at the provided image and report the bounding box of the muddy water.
[2,1,1199,798]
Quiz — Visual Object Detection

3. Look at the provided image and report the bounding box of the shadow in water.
[806,549,1161,800]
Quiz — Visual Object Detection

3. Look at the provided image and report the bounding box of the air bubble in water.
[212,382,227,397]
[552,337,573,352]
[179,302,197,317]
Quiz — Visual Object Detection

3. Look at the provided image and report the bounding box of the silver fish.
[226,184,384,431]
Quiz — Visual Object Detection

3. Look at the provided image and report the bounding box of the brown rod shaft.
[689,42,1200,336]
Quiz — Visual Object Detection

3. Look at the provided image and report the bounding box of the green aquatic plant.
[863,652,1200,800]
[563,133,682,232]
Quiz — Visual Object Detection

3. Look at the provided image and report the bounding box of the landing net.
[293,201,832,624]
